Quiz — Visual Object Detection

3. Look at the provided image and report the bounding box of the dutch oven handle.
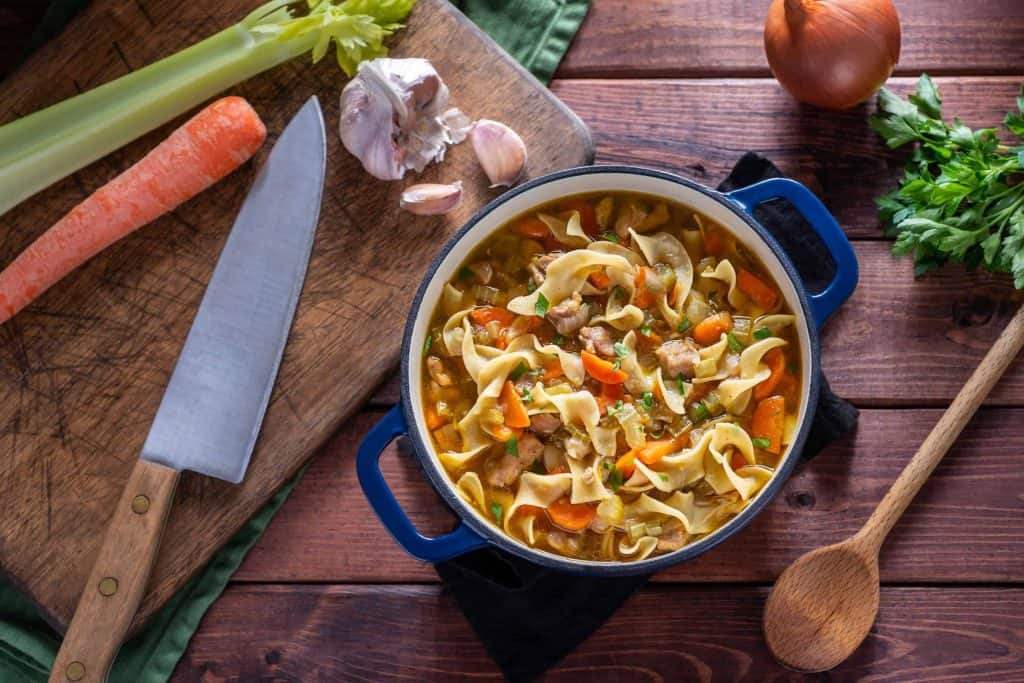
[357,405,488,563]
[727,178,858,328]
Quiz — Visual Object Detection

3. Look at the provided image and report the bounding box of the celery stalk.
[0,0,416,216]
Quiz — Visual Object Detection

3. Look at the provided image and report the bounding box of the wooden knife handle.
[49,459,179,683]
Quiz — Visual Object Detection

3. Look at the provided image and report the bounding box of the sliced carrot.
[751,395,786,454]
[424,403,448,431]
[561,199,599,236]
[704,228,726,258]
[594,381,625,415]
[469,306,516,327]
[517,504,546,518]
[540,359,565,382]
[581,350,628,384]
[754,348,786,401]
[499,380,531,429]
[615,451,636,478]
[547,497,597,531]
[0,97,267,325]
[730,451,747,471]
[630,433,688,466]
[588,270,612,289]
[547,465,569,474]
[693,311,733,345]
[737,270,779,308]
[512,217,550,239]
[633,267,656,308]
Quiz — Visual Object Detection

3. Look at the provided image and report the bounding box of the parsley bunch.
[870,75,1024,286]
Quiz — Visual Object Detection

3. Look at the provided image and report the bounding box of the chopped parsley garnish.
[535,292,550,317]
[726,331,743,353]
[659,473,669,482]
[677,376,686,396]
[607,400,624,416]
[639,392,654,410]
[693,400,710,421]
[422,334,433,357]
[612,286,625,301]
[509,361,529,380]
[603,460,614,471]
[612,358,623,371]
[491,502,504,523]
[526,280,537,293]
[638,322,652,335]
[521,387,533,403]
[608,468,624,490]
[552,334,565,345]
[677,317,692,334]
[600,231,619,243]
[506,434,519,457]
[458,266,474,280]
[752,436,772,449]
[753,326,772,340]
[613,341,629,358]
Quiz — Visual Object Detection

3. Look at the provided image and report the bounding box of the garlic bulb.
[469,119,527,188]
[400,182,463,216]
[340,58,471,181]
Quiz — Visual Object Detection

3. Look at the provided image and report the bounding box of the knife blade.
[50,96,326,683]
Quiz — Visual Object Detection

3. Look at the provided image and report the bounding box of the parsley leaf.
[639,392,654,410]
[726,331,743,353]
[752,436,772,449]
[491,502,504,523]
[678,317,692,334]
[693,400,710,422]
[506,434,519,457]
[526,280,537,293]
[552,333,565,345]
[600,231,619,243]
[608,468,624,490]
[422,334,432,357]
[509,361,529,380]
[613,341,629,358]
[607,400,624,416]
[535,292,550,317]
[870,75,1024,287]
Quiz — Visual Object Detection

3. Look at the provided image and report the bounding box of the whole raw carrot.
[0,96,266,324]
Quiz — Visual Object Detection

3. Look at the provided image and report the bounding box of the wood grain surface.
[175,585,1024,681]
[557,0,1024,78]
[0,0,592,633]
[2,1,1024,681]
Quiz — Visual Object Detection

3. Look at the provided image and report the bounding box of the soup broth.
[420,191,801,562]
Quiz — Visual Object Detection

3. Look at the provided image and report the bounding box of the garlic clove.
[469,119,527,188]
[400,182,463,216]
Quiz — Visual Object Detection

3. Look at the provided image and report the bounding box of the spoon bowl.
[764,538,880,672]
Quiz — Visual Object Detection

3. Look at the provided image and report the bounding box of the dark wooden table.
[4,1,1024,680]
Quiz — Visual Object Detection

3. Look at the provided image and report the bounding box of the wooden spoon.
[764,303,1024,672]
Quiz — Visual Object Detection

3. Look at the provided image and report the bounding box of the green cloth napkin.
[0,1,589,681]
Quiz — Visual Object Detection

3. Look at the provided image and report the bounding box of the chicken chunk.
[527,253,558,286]
[426,356,454,386]
[655,339,700,378]
[579,325,615,357]
[564,434,591,460]
[546,292,590,336]
[484,432,544,487]
[530,412,562,436]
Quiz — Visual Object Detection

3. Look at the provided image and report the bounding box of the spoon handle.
[857,303,1024,551]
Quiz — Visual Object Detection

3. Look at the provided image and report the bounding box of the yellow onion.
[764,0,901,110]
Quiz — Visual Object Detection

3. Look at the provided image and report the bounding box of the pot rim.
[398,164,823,575]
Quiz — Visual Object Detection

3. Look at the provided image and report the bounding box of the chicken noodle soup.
[421,192,801,562]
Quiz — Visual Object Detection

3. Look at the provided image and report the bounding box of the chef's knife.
[49,96,326,683]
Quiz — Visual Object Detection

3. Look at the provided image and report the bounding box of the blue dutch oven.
[358,166,857,576]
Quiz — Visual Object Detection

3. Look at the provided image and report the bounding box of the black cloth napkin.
[435,153,859,682]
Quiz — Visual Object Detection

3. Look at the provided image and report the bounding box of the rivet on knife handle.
[49,460,179,683]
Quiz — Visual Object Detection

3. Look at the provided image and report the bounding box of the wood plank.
[550,76,1024,240]
[0,0,592,634]
[559,0,1024,78]
[234,404,1024,584]
[369,241,1024,407]
[174,584,1024,681]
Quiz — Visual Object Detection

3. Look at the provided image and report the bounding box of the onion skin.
[764,0,901,111]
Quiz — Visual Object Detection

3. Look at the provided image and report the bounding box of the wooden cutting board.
[0,0,592,633]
